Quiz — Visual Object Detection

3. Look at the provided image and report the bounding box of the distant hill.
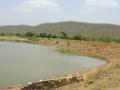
[0,21,120,38]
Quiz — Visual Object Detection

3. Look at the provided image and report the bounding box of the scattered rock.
[87,80,94,84]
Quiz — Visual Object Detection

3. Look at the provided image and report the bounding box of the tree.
[16,33,21,36]
[60,32,68,39]
[40,33,47,38]
[25,32,35,37]
[47,34,52,38]
[0,33,5,36]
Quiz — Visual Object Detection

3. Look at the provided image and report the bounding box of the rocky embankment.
[22,76,81,90]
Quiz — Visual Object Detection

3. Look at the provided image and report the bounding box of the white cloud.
[85,0,119,7]
[84,0,120,12]
[13,0,59,12]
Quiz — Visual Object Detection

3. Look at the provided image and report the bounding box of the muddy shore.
[0,36,120,90]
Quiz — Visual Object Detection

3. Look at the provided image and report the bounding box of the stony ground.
[55,59,120,90]
[53,40,120,90]
[1,36,120,90]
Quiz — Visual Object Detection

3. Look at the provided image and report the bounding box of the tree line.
[0,32,120,43]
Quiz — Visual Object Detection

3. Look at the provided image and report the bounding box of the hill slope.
[0,21,120,38]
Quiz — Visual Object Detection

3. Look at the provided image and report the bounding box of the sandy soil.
[0,36,120,90]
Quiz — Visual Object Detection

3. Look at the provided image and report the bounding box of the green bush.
[16,33,21,36]
[24,32,35,37]
[60,32,68,39]
[0,33,5,36]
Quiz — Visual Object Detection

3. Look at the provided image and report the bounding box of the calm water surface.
[0,41,106,88]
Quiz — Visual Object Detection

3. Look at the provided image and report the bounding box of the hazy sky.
[0,0,120,25]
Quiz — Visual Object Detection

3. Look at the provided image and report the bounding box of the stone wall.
[21,75,83,90]
[21,65,105,90]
